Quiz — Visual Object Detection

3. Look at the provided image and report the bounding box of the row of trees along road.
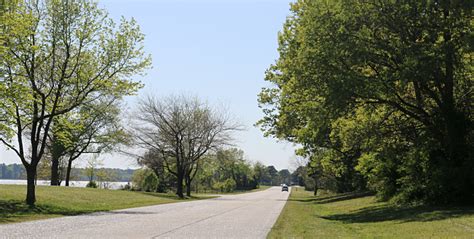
[132,95,242,198]
[135,147,293,194]
[0,1,151,205]
[258,0,473,205]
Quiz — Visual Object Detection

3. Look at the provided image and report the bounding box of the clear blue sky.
[0,0,297,170]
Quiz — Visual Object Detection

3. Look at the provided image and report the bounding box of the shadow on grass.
[0,199,93,223]
[289,191,374,204]
[138,191,184,200]
[321,202,474,223]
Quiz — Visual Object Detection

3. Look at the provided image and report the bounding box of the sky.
[0,0,298,171]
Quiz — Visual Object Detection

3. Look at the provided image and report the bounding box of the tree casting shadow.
[0,199,96,223]
[322,203,474,223]
[289,191,374,204]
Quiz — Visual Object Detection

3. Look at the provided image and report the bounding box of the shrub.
[142,172,159,192]
[121,183,132,191]
[132,168,159,192]
[86,181,98,188]
[213,178,236,193]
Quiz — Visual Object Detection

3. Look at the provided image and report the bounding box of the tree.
[133,95,240,198]
[252,161,268,187]
[265,166,279,186]
[291,166,307,187]
[0,0,21,56]
[0,0,150,205]
[49,99,128,186]
[96,168,118,189]
[36,156,51,181]
[278,169,291,185]
[84,157,103,188]
[214,148,256,190]
[137,149,173,193]
[258,0,473,204]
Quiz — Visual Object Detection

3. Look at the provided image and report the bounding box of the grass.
[0,185,213,224]
[269,187,474,239]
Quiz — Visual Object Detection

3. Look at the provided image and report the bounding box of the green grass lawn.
[269,187,474,239]
[0,185,213,224]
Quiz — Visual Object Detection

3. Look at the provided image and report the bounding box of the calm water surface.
[0,179,129,190]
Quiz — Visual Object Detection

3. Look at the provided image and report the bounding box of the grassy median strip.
[269,187,474,238]
[0,185,214,224]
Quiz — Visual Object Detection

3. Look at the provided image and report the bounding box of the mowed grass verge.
[0,185,213,224]
[269,188,474,238]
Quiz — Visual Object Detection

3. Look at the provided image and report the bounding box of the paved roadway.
[0,186,290,239]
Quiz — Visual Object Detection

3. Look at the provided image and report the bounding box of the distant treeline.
[0,163,135,182]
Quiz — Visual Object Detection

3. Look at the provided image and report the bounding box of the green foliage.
[193,148,259,192]
[259,0,474,204]
[135,148,290,195]
[142,171,159,192]
[50,100,130,169]
[0,0,151,204]
[86,181,97,188]
[291,166,308,187]
[252,161,269,186]
[213,178,237,193]
[131,168,158,192]
[138,149,175,193]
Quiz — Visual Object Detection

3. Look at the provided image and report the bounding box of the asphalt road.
[0,186,290,239]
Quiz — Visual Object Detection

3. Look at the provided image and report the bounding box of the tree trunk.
[26,167,37,206]
[313,175,318,196]
[185,176,191,197]
[50,134,65,186]
[176,172,184,198]
[50,155,60,186]
[65,159,73,186]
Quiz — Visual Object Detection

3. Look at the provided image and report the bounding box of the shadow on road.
[98,210,157,215]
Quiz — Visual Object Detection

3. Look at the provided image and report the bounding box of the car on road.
[281,184,288,192]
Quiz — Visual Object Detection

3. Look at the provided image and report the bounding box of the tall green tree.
[49,99,128,186]
[258,0,473,204]
[278,169,291,185]
[252,161,267,187]
[214,148,256,190]
[0,0,150,205]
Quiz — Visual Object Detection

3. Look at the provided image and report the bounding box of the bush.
[131,168,159,192]
[121,183,132,191]
[86,181,98,188]
[213,178,236,193]
[142,172,159,192]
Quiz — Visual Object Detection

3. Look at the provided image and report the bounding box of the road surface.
[0,186,290,239]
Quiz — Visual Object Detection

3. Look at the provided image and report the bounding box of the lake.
[0,179,130,190]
